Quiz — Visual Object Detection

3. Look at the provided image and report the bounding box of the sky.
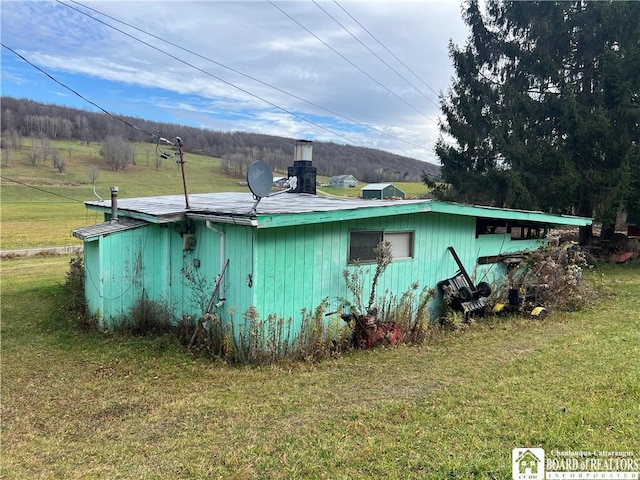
[0,0,469,164]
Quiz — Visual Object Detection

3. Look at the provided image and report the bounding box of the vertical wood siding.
[220,224,255,323]
[85,211,548,331]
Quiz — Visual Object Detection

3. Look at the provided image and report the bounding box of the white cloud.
[0,0,468,163]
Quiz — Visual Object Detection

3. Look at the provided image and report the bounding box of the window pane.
[349,231,382,263]
[385,232,413,259]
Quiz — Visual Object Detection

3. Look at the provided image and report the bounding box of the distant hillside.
[0,97,441,183]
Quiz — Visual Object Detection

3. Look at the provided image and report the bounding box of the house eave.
[72,218,148,241]
[83,202,185,224]
[186,213,257,226]
[431,201,592,227]
[255,201,434,228]
[80,193,592,230]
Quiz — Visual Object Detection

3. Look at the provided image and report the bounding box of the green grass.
[319,181,430,199]
[2,258,638,478]
[0,140,240,249]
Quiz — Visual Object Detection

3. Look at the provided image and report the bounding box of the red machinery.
[340,308,403,349]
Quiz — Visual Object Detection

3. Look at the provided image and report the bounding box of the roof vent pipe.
[110,186,119,224]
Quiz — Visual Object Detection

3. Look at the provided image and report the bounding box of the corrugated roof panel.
[72,219,147,241]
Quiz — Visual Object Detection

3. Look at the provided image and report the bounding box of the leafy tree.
[436,0,640,242]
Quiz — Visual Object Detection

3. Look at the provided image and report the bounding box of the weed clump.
[119,296,175,336]
[499,240,599,313]
[183,300,351,364]
[63,255,98,331]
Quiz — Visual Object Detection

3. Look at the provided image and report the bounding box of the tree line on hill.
[0,97,441,183]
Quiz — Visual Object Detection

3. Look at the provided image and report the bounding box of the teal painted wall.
[473,234,545,289]
[83,211,547,330]
[247,212,478,328]
[84,221,224,328]
[252,221,345,329]
[84,225,154,327]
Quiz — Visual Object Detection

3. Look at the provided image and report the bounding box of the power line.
[54,0,359,146]
[62,0,430,151]
[268,0,435,123]
[0,43,159,141]
[334,1,442,99]
[0,175,84,202]
[312,0,440,110]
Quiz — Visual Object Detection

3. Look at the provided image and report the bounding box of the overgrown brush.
[437,288,468,331]
[119,295,175,336]
[341,240,440,345]
[378,283,435,343]
[63,255,98,331]
[500,238,599,312]
[183,300,351,364]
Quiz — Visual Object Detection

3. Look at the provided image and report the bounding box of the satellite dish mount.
[247,161,297,213]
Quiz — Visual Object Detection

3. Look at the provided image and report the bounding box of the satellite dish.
[247,161,273,199]
[246,160,298,214]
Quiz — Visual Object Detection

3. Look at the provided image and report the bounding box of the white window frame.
[348,230,414,264]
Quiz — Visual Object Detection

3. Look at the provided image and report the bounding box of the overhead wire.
[268,0,436,123]
[0,175,84,202]
[61,0,430,151]
[0,43,159,140]
[333,0,442,99]
[53,0,359,146]
[312,0,440,110]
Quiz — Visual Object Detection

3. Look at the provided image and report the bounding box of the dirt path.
[0,246,82,259]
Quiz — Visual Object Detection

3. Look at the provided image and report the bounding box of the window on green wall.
[476,218,546,240]
[348,230,414,264]
[386,231,413,259]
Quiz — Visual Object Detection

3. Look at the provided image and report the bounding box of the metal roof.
[72,218,147,241]
[81,192,592,229]
[362,183,392,190]
[330,175,358,181]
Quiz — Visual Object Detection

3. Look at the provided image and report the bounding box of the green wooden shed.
[362,183,405,199]
[73,191,591,332]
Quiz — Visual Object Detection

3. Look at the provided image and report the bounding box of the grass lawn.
[0,140,248,250]
[319,181,430,199]
[1,257,638,478]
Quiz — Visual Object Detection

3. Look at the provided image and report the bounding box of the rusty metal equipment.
[437,246,492,316]
[327,308,403,349]
[343,308,403,349]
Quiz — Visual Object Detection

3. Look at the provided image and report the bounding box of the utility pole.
[175,136,190,209]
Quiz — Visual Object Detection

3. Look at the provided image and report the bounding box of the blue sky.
[1,0,468,164]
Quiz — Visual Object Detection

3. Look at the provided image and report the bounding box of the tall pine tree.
[435,0,640,242]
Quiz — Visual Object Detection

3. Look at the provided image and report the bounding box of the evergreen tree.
[435,0,640,242]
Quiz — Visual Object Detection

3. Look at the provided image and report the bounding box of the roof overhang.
[430,201,592,227]
[72,218,147,241]
[186,213,257,226]
[79,193,592,230]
